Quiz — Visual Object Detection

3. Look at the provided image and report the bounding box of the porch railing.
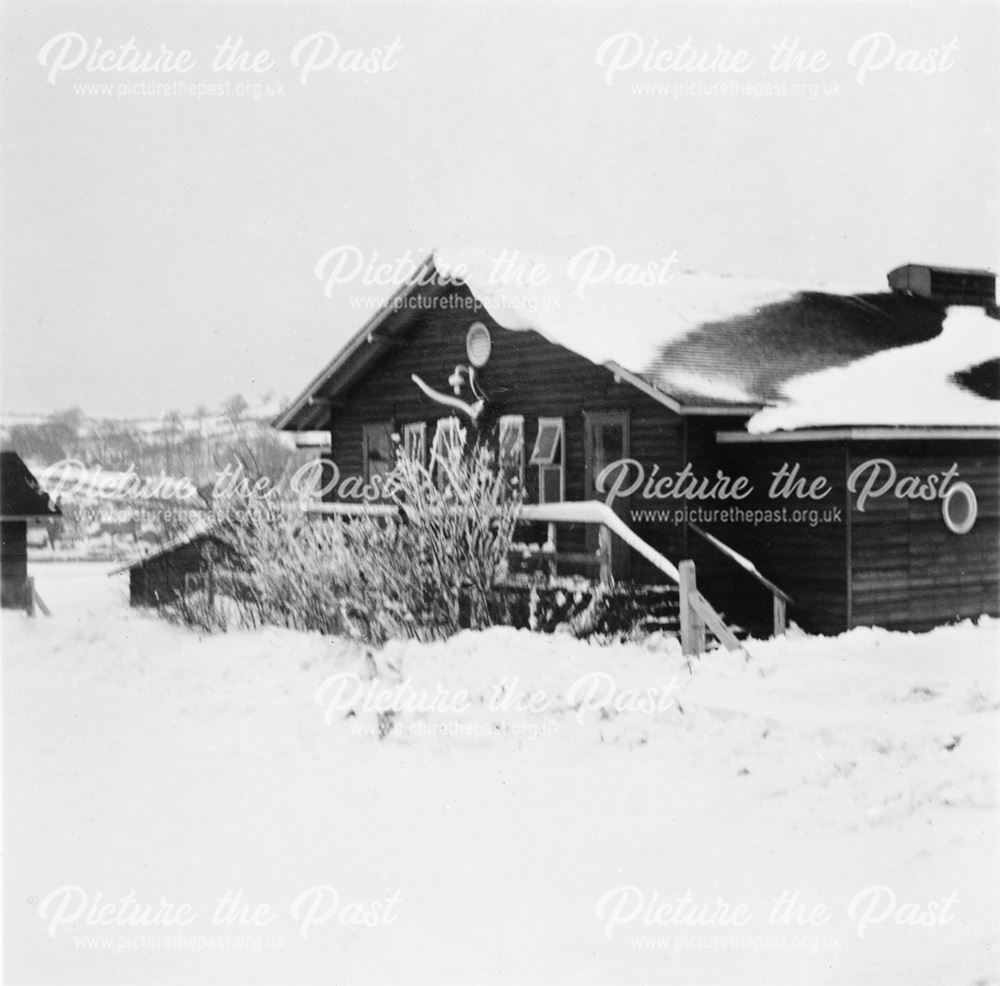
[517,500,679,584]
[687,521,792,637]
[304,500,748,655]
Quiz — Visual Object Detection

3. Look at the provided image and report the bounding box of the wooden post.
[34,586,51,617]
[25,576,35,617]
[679,560,705,657]
[598,525,613,586]
[528,585,539,632]
[773,594,787,637]
[546,522,557,579]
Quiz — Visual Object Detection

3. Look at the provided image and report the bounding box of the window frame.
[942,481,978,534]
[431,416,464,486]
[498,414,525,487]
[530,416,565,503]
[361,421,394,484]
[402,421,427,466]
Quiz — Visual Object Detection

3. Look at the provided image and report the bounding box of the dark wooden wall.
[711,440,851,635]
[700,437,1000,634]
[129,536,231,607]
[325,283,689,580]
[1,520,28,609]
[847,439,1000,630]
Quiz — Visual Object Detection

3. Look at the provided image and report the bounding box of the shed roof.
[0,451,61,519]
[110,520,223,574]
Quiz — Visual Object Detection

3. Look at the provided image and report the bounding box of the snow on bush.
[183,436,522,644]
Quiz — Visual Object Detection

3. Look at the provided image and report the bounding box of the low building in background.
[0,450,61,609]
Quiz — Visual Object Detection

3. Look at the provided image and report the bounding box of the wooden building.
[274,252,999,635]
[116,525,236,607]
[0,450,61,609]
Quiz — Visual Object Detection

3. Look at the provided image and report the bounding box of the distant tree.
[163,410,185,471]
[222,394,249,431]
[52,407,84,433]
[102,420,143,470]
[51,407,84,458]
[7,407,85,463]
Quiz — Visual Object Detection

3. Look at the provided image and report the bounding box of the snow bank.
[2,564,997,985]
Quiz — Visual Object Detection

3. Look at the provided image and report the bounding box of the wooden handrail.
[305,499,683,583]
[679,560,743,656]
[303,499,751,650]
[519,501,680,582]
[687,521,792,603]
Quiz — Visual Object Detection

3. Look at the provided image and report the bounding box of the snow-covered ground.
[2,564,998,985]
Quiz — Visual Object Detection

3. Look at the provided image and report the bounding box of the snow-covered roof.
[110,517,221,574]
[434,247,822,407]
[0,450,61,518]
[434,247,1000,430]
[749,308,1000,432]
[276,246,999,433]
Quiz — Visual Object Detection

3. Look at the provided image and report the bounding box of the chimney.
[888,263,998,317]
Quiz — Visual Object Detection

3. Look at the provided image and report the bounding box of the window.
[361,422,394,483]
[942,482,978,534]
[466,322,492,368]
[530,417,565,503]
[431,417,465,486]
[498,415,524,487]
[402,422,427,465]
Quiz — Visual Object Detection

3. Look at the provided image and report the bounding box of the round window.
[942,482,978,535]
[466,322,492,368]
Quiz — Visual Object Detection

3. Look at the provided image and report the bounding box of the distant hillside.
[0,396,299,488]
[4,397,325,563]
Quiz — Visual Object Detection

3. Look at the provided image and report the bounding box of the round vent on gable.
[942,482,978,534]
[466,322,492,368]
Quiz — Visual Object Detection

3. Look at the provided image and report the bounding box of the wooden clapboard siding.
[128,535,234,607]
[847,440,1000,630]
[679,416,768,631]
[709,439,851,635]
[1,520,28,608]
[623,409,687,580]
[324,282,689,576]
[316,280,1000,637]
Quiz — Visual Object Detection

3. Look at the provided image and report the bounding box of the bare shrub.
[196,430,522,645]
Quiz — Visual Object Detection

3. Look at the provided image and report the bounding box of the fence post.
[773,594,787,637]
[25,576,35,617]
[598,525,613,586]
[679,560,704,657]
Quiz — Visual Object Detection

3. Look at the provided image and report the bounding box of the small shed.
[0,450,61,609]
[114,524,238,607]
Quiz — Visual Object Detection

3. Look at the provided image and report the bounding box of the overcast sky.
[1,0,997,418]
